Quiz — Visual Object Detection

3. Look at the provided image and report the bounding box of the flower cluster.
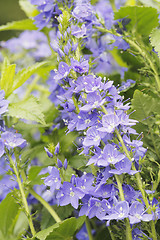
[42,5,159,238]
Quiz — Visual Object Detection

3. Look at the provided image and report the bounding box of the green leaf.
[0,58,16,95]
[8,96,46,124]
[138,0,160,10]
[69,155,87,169]
[11,61,48,95]
[114,6,159,35]
[28,166,46,185]
[0,193,20,237]
[41,205,73,230]
[13,212,28,237]
[0,19,37,31]
[35,217,85,240]
[131,90,160,124]
[19,0,38,17]
[150,28,160,58]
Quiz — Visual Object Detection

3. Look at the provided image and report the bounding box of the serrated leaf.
[8,96,46,124]
[131,90,160,124]
[0,19,37,31]
[138,0,160,10]
[150,28,160,58]
[114,6,159,35]
[19,0,38,17]
[0,193,20,236]
[36,217,85,240]
[0,58,16,95]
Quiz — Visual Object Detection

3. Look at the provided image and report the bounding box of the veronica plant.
[0,0,160,240]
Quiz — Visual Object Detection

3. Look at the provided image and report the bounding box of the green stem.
[95,26,160,91]
[108,226,116,240]
[30,189,61,223]
[115,129,157,240]
[72,95,80,113]
[115,175,133,240]
[126,38,160,91]
[8,156,36,237]
[85,218,93,240]
[153,168,160,190]
[109,0,117,11]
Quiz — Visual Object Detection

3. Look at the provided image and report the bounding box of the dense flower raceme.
[40,6,160,234]
[46,64,156,227]
[44,52,155,233]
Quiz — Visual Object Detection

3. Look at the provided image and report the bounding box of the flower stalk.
[8,155,36,237]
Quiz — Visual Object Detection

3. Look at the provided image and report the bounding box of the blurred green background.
[0,0,26,40]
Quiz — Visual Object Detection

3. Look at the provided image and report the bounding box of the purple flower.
[72,4,93,22]
[71,24,87,38]
[57,159,63,168]
[44,166,61,192]
[83,126,102,147]
[44,147,53,158]
[98,114,119,133]
[54,62,71,81]
[83,75,102,93]
[87,198,111,219]
[80,92,105,111]
[54,142,60,155]
[1,131,26,149]
[32,0,61,30]
[103,201,129,221]
[109,158,138,175]
[56,182,85,209]
[94,184,116,199]
[76,173,94,194]
[88,144,125,167]
[71,59,89,74]
[129,201,153,224]
[68,110,98,132]
[64,158,68,169]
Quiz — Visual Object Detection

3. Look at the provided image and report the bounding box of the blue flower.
[109,158,138,175]
[44,147,53,158]
[56,182,85,209]
[71,24,87,38]
[98,114,119,133]
[83,126,102,147]
[1,131,26,149]
[103,201,129,221]
[44,166,61,192]
[129,201,153,224]
[72,3,93,22]
[71,59,89,74]
[80,92,105,111]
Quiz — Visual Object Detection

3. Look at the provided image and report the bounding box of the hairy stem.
[30,189,61,223]
[8,155,36,237]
